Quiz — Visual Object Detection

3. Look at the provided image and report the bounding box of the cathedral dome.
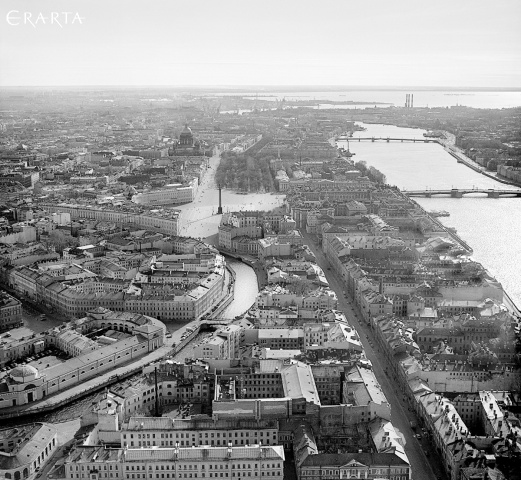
[179,124,195,147]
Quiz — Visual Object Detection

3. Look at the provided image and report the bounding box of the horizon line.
[1,84,521,92]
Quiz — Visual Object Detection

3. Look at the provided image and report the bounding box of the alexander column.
[217,185,223,214]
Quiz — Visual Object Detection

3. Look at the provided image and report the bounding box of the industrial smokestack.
[411,94,414,108]
[405,94,409,108]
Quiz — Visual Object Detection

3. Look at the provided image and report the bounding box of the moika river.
[339,123,521,308]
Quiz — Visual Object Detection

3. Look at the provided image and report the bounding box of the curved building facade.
[0,423,58,480]
[0,308,165,410]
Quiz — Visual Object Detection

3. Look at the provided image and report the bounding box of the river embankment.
[435,133,521,187]
[338,122,521,310]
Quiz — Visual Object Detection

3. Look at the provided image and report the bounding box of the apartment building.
[298,452,411,480]
[0,291,23,332]
[0,423,58,480]
[121,417,279,448]
[132,178,198,206]
[189,324,244,360]
[41,204,180,236]
[64,444,285,480]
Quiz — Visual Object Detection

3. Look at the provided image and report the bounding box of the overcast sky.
[1,0,520,88]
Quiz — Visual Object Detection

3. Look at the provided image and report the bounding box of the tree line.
[354,160,387,184]
[215,152,275,192]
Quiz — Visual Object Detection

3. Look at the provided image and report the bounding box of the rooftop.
[0,423,56,471]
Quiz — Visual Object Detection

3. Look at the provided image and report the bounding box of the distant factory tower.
[217,186,223,215]
[405,93,414,108]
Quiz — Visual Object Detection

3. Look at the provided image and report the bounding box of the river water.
[216,89,521,109]
[221,258,259,318]
[338,124,521,308]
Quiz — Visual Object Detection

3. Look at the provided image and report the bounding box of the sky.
[1,0,521,88]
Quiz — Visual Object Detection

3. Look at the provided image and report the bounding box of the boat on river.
[429,210,450,217]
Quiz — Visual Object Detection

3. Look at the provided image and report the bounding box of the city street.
[301,231,444,480]
[21,304,67,333]
[1,284,69,333]
[177,150,444,479]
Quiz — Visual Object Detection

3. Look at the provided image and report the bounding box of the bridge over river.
[348,137,440,143]
[403,188,521,198]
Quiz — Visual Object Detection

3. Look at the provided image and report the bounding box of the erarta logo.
[6,10,85,27]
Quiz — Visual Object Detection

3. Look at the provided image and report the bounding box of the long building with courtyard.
[0,308,165,410]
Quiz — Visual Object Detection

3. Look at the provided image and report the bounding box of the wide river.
[339,124,521,308]
[217,89,521,109]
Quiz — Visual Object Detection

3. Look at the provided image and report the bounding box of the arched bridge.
[403,188,521,198]
[200,318,233,327]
